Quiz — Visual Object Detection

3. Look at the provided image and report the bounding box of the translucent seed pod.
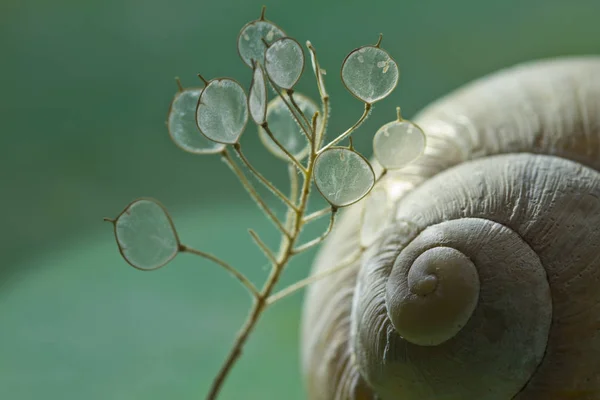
[341,42,399,104]
[264,37,305,90]
[373,113,426,170]
[237,16,285,68]
[112,198,180,271]
[313,148,375,207]
[196,78,249,144]
[248,62,268,125]
[168,87,226,154]
[258,93,319,161]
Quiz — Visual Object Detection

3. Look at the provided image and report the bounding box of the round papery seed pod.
[341,45,399,104]
[373,118,426,170]
[313,148,375,207]
[196,78,249,145]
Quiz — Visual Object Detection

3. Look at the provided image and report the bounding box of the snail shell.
[301,56,600,400]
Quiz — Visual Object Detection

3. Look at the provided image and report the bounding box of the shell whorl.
[301,57,600,400]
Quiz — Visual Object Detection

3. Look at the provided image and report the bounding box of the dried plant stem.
[179,244,259,298]
[303,206,332,224]
[306,41,328,100]
[233,144,298,211]
[310,111,320,148]
[206,31,375,399]
[267,77,314,140]
[375,168,388,184]
[293,208,337,254]
[221,149,291,238]
[316,96,330,150]
[285,164,300,234]
[318,102,371,154]
[261,123,307,173]
[266,249,362,305]
[248,229,278,265]
[288,164,299,207]
[206,139,318,400]
[306,41,329,149]
[287,90,314,141]
[206,296,265,400]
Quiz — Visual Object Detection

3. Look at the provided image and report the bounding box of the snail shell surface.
[301,57,600,400]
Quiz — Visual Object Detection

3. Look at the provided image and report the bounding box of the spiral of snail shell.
[301,56,600,400]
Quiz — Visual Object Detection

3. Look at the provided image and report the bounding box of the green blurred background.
[1,0,598,398]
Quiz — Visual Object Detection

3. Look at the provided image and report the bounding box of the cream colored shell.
[301,57,600,400]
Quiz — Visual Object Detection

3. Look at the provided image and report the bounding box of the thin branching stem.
[375,168,388,184]
[288,164,299,208]
[285,164,300,236]
[306,41,329,149]
[261,123,307,173]
[306,41,328,100]
[179,244,259,298]
[318,102,371,154]
[207,126,319,400]
[233,144,298,211]
[266,76,314,140]
[316,96,330,150]
[112,10,411,400]
[221,149,291,238]
[206,295,264,400]
[248,229,278,265]
[279,166,299,255]
[287,90,313,141]
[259,5,266,20]
[175,77,184,92]
[310,111,319,149]
[303,206,332,224]
[292,208,337,254]
[311,112,319,134]
[266,249,362,305]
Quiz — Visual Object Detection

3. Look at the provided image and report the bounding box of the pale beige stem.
[221,149,291,238]
[179,244,259,298]
[206,136,318,400]
[318,103,371,154]
[266,249,362,305]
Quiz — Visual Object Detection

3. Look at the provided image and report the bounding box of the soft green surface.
[0,204,310,399]
[1,0,600,398]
